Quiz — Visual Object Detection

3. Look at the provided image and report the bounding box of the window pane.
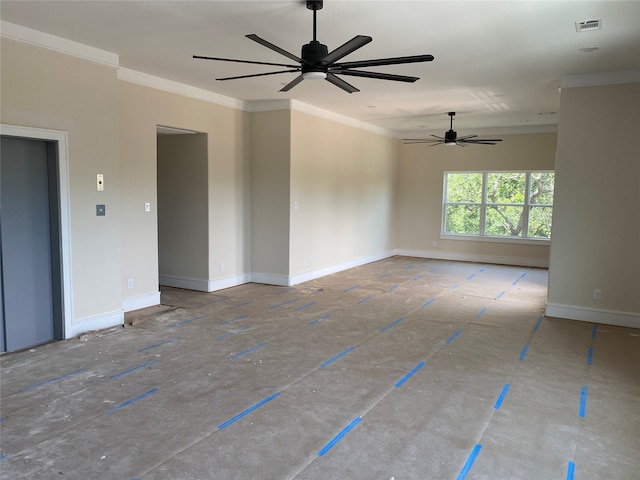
[445,204,480,234]
[487,172,525,204]
[528,206,553,238]
[530,172,554,205]
[485,205,524,236]
[446,173,483,203]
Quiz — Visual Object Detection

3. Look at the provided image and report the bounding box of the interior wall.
[0,38,122,328]
[289,110,397,278]
[547,82,640,327]
[396,132,557,267]
[249,109,291,282]
[157,133,209,287]
[118,80,251,299]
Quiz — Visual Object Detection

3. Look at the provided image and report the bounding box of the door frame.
[1,124,73,339]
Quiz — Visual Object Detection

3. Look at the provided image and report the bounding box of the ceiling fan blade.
[325,73,360,93]
[245,34,305,64]
[194,55,299,68]
[462,139,503,145]
[403,139,442,144]
[334,69,419,83]
[322,35,372,65]
[336,54,434,69]
[456,134,478,141]
[279,74,305,92]
[431,134,446,140]
[217,69,300,81]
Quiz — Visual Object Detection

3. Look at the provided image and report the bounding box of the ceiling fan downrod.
[307,0,323,42]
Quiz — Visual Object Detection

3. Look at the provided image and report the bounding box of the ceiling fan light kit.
[194,0,434,93]
[404,112,503,147]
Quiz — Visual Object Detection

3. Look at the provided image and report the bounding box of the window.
[443,171,554,241]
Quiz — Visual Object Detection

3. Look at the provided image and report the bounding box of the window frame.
[441,170,554,244]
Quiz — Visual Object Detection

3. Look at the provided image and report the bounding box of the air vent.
[575,19,602,32]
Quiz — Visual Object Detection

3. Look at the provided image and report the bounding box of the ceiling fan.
[193,0,434,94]
[404,112,503,146]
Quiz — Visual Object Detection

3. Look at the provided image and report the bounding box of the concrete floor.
[1,256,638,479]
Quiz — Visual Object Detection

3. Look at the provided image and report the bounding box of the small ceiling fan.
[193,0,434,94]
[404,112,503,146]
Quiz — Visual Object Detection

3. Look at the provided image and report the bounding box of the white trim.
[0,20,119,67]
[122,292,161,313]
[159,274,210,292]
[117,67,246,111]
[0,124,75,340]
[440,234,551,247]
[67,310,124,338]
[545,303,640,329]
[246,99,293,112]
[207,274,252,292]
[560,69,640,89]
[250,273,291,287]
[395,248,549,268]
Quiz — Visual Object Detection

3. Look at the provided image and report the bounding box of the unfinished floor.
[1,256,638,479]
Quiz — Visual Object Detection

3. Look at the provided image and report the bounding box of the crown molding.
[0,20,119,67]
[560,69,640,89]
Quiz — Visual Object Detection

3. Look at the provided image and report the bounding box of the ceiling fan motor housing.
[445,129,457,143]
[302,41,330,73]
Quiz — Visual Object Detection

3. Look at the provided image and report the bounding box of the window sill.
[440,234,551,246]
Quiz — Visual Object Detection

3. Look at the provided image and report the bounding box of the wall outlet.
[303,257,307,266]
[219,263,224,272]
[593,288,601,300]
[144,202,151,212]
[97,173,104,191]
[432,240,438,248]
[127,279,134,289]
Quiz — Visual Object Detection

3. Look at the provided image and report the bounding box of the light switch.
[97,174,104,191]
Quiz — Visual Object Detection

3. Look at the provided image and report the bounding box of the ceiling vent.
[575,19,602,32]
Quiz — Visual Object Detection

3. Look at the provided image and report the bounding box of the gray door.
[1,136,61,352]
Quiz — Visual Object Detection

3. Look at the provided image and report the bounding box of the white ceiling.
[1,1,639,137]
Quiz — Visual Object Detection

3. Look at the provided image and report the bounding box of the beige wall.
[290,110,397,277]
[397,133,557,266]
[547,82,640,326]
[157,133,209,283]
[1,39,122,325]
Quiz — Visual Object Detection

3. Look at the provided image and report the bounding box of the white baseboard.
[207,274,252,292]
[122,291,161,312]
[395,249,549,268]
[159,274,209,292]
[545,303,640,329]
[250,272,291,287]
[66,309,124,339]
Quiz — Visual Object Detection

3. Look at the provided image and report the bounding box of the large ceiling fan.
[193,0,434,94]
[404,112,503,146]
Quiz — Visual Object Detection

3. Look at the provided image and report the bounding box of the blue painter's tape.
[450,284,459,290]
[110,360,158,380]
[218,392,280,430]
[106,388,158,415]
[567,461,575,480]
[308,314,331,326]
[412,275,422,281]
[229,301,253,310]
[343,285,361,293]
[229,342,266,360]
[446,329,461,344]
[587,346,593,366]
[519,344,529,361]
[138,338,179,352]
[295,301,317,311]
[534,316,543,331]
[199,297,227,307]
[389,284,399,291]
[317,417,362,457]
[467,273,476,280]
[220,314,249,326]
[218,332,234,340]
[496,290,506,300]
[22,368,85,393]
[404,264,414,270]
[321,346,355,367]
[379,273,390,279]
[269,299,298,309]
[580,387,587,418]
[168,314,206,328]
[494,384,510,409]
[457,444,482,480]
[0,417,5,423]
[277,287,294,295]
[395,361,426,388]
[591,325,597,339]
[380,317,405,333]
[430,268,439,273]
[0,454,7,461]
[421,298,436,308]
[476,307,488,318]
[357,296,372,304]
[512,272,528,285]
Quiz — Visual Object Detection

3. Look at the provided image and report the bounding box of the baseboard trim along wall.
[159,274,210,292]
[207,274,252,292]
[545,303,640,329]
[394,249,549,268]
[122,292,161,313]
[66,310,124,339]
